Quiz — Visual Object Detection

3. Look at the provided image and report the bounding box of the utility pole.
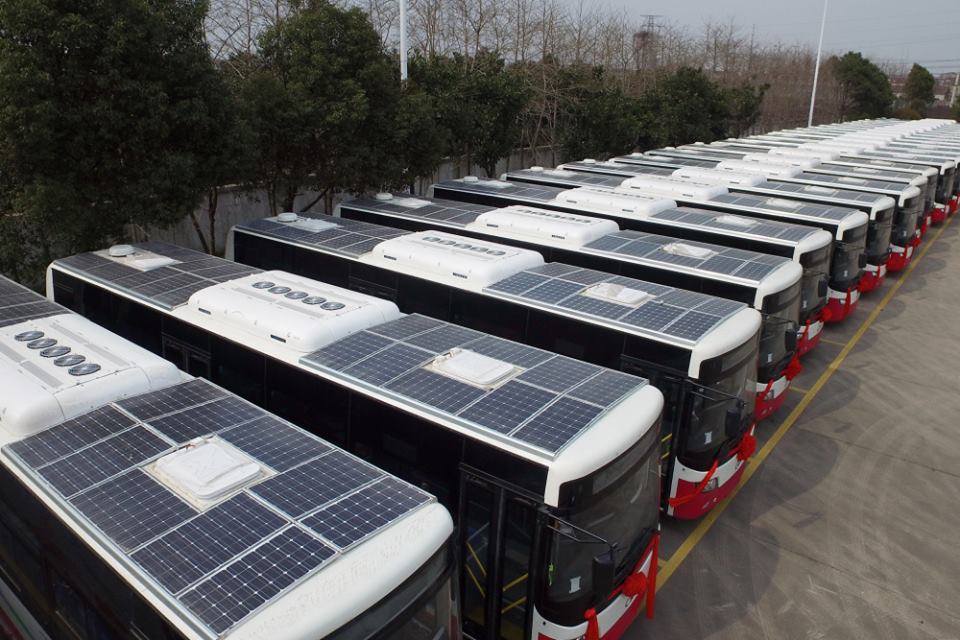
[399,0,408,81]
[807,0,829,127]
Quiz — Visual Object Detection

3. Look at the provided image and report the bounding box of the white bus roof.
[334,196,802,308]
[427,179,832,253]
[715,159,803,178]
[0,275,453,640]
[50,244,666,466]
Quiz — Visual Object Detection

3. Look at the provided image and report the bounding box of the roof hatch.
[428,349,519,389]
[662,241,716,259]
[582,282,654,306]
[97,246,180,272]
[150,437,265,509]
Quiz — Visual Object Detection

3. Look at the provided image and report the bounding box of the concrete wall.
[143,146,559,254]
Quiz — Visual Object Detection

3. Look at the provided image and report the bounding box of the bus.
[556,159,899,291]
[221,220,764,509]
[330,194,803,414]
[46,244,669,639]
[426,177,832,356]
[500,170,869,323]
[0,275,457,640]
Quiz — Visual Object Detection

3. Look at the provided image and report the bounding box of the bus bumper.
[755,373,791,421]
[824,286,860,323]
[666,445,750,520]
[534,535,659,640]
[887,242,916,273]
[931,204,948,225]
[858,263,886,293]
[797,317,825,356]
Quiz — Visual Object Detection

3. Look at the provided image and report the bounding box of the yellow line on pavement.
[656,216,955,593]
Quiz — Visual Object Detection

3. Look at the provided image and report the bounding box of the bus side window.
[499,498,535,640]
[211,337,264,403]
[461,480,495,637]
[51,573,118,640]
[0,517,49,621]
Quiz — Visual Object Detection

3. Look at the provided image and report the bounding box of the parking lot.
[632,216,960,639]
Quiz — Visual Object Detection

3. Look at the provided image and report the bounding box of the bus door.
[459,470,537,640]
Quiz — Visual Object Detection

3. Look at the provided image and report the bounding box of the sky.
[591,0,960,75]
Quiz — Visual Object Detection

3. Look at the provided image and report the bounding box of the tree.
[952,94,960,121]
[0,0,231,285]
[636,67,731,149]
[726,82,769,138]
[242,0,404,213]
[827,52,894,121]
[903,63,936,116]
[410,51,529,177]
[557,67,641,161]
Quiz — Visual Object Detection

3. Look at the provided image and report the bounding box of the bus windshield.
[331,545,457,640]
[757,282,800,381]
[682,336,759,468]
[865,208,894,261]
[798,246,829,319]
[540,425,660,621]
[831,232,867,289]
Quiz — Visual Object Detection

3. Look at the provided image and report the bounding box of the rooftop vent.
[151,438,264,508]
[277,212,299,222]
[715,214,758,228]
[662,242,716,260]
[96,246,180,272]
[765,198,802,209]
[109,245,136,257]
[582,282,653,307]
[802,185,839,195]
[429,348,517,389]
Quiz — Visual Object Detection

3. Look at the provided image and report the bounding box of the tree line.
[0,0,945,287]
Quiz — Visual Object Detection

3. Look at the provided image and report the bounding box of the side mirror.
[785,329,798,352]
[858,253,868,268]
[725,405,743,437]
[591,550,616,600]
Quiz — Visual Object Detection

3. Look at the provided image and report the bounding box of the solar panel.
[219,416,331,472]
[179,527,336,635]
[517,356,599,393]
[3,379,439,638]
[249,451,383,518]
[459,381,557,434]
[38,426,171,498]
[117,378,227,420]
[483,266,745,344]
[710,193,858,223]
[234,216,409,260]
[131,492,287,594]
[620,303,686,331]
[340,197,491,229]
[569,370,644,406]
[7,406,135,468]
[301,313,649,456]
[53,243,265,310]
[512,398,604,451]
[301,476,431,550]
[485,271,551,295]
[147,396,266,443]
[71,469,197,552]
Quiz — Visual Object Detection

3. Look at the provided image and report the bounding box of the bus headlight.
[704,478,719,493]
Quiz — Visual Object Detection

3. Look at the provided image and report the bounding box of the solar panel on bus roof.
[482,265,744,344]
[789,174,908,192]
[0,278,67,327]
[711,193,855,221]
[236,216,410,259]
[300,314,647,456]
[342,197,488,228]
[300,476,431,550]
[4,379,436,638]
[180,526,336,635]
[765,180,894,201]
[148,395,266,443]
[55,242,262,310]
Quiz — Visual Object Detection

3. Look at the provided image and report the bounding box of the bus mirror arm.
[540,509,621,603]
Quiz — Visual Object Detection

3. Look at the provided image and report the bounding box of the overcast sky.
[592,0,960,75]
